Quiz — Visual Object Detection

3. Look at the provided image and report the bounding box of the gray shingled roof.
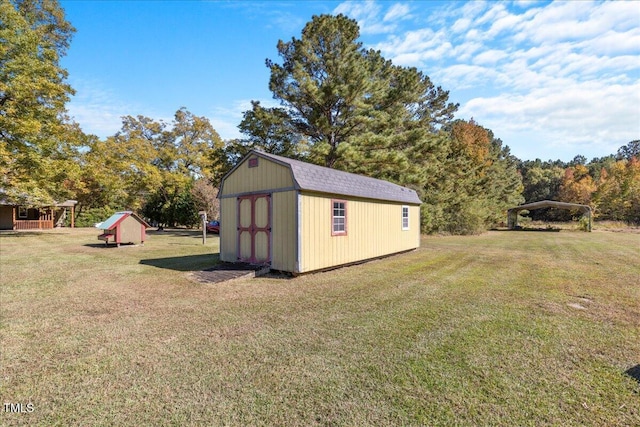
[251,151,422,205]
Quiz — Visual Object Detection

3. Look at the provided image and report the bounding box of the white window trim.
[402,205,410,230]
[331,199,347,236]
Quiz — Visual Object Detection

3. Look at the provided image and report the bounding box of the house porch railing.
[13,220,54,230]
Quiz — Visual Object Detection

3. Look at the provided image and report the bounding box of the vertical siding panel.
[300,195,308,272]
[220,198,237,262]
[286,191,296,272]
[223,156,293,195]
[298,193,420,273]
[317,196,325,270]
[272,193,281,269]
[271,191,296,272]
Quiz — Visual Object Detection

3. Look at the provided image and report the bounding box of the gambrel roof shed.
[218,151,421,274]
[220,151,422,205]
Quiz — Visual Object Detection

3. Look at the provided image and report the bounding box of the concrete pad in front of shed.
[189,263,270,284]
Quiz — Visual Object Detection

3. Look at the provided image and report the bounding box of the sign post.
[199,211,207,245]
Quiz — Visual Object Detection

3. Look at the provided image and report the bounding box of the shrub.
[75,206,119,228]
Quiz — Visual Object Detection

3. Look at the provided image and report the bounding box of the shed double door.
[237,194,271,264]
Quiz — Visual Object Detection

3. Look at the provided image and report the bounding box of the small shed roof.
[98,211,150,230]
[508,200,591,213]
[55,200,78,208]
[225,151,422,205]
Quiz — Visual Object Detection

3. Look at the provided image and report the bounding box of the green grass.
[1,228,639,426]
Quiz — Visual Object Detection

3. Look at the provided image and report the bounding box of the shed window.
[402,206,409,230]
[332,200,347,236]
[248,157,259,168]
[18,206,27,218]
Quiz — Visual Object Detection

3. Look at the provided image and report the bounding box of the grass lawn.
[1,227,639,426]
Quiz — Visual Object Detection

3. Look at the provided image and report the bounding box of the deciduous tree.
[595,157,640,223]
[1,0,79,204]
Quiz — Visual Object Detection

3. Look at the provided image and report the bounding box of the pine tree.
[260,13,457,184]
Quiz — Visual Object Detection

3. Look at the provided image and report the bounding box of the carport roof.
[231,151,422,205]
[508,200,591,213]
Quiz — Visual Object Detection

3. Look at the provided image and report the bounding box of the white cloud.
[66,79,132,138]
[451,18,471,34]
[472,49,508,65]
[513,0,538,9]
[67,103,122,138]
[485,11,523,38]
[460,79,640,156]
[67,79,258,142]
[384,3,411,22]
[459,0,488,21]
[452,40,484,62]
[475,2,509,27]
[208,99,281,141]
[375,28,453,66]
[578,28,640,56]
[515,0,639,44]
[333,0,395,34]
[433,64,500,89]
[268,11,308,34]
[360,0,639,158]
[334,1,416,34]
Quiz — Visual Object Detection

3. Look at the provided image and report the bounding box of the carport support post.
[507,209,518,230]
[199,211,207,245]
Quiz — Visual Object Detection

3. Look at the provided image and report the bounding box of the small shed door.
[237,194,271,264]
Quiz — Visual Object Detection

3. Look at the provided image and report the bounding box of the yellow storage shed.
[218,151,421,274]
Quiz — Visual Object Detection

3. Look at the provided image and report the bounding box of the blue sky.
[59,0,639,162]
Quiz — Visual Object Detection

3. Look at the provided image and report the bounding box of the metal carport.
[507,200,592,232]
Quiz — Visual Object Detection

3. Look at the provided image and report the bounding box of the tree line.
[520,142,639,224]
[2,2,638,233]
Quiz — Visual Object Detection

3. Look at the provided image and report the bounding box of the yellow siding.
[220,189,298,271]
[222,155,293,195]
[270,191,297,272]
[220,197,237,262]
[299,193,420,273]
[220,154,420,273]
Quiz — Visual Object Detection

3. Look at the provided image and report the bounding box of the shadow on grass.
[140,253,220,272]
[626,365,640,385]
[491,228,561,232]
[0,231,45,237]
[147,229,217,239]
[83,242,143,248]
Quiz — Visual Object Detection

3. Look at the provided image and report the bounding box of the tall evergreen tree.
[261,13,457,183]
[234,100,300,160]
